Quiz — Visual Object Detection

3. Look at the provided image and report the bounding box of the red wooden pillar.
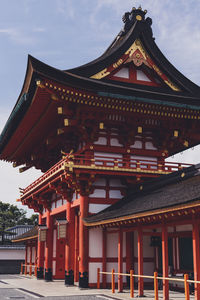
[126,231,134,288]
[102,228,107,288]
[79,195,89,288]
[45,210,53,281]
[162,225,169,300]
[65,200,75,285]
[118,228,123,292]
[29,244,32,275]
[138,228,144,296]
[192,220,200,300]
[37,213,44,279]
[74,213,79,282]
[25,245,28,275]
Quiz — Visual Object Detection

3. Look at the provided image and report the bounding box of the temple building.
[1,6,200,300]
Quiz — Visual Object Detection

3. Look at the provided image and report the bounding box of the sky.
[0,0,200,216]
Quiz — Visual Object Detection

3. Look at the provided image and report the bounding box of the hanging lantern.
[56,220,68,239]
[38,225,48,242]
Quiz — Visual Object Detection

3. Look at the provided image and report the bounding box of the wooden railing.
[97,268,198,300]
[21,154,192,197]
[21,263,37,277]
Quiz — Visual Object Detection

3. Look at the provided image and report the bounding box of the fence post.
[154,272,159,300]
[112,269,115,294]
[184,274,190,300]
[97,268,100,289]
[130,270,134,298]
[20,263,23,275]
[24,264,27,275]
[29,263,32,276]
[34,264,37,277]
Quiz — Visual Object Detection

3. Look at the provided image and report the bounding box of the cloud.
[56,0,75,20]
[0,28,36,45]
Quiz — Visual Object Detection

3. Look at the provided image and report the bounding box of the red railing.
[21,154,192,197]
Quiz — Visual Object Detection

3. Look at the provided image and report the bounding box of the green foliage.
[0,201,38,229]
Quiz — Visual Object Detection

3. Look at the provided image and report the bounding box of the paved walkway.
[0,274,195,299]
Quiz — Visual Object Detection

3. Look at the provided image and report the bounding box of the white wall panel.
[89,228,103,258]
[27,247,30,263]
[89,204,110,214]
[94,137,107,145]
[0,249,25,260]
[52,260,56,276]
[107,233,118,258]
[106,263,118,282]
[143,236,154,257]
[90,189,106,198]
[109,190,122,199]
[89,262,102,283]
[176,224,192,232]
[110,138,123,147]
[53,229,57,258]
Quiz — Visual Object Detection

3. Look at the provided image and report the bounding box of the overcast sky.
[0,0,200,216]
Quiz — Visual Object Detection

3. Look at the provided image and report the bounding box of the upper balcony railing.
[21,154,192,197]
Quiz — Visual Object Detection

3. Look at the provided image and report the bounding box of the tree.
[0,201,38,244]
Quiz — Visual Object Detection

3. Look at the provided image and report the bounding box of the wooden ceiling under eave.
[0,87,60,167]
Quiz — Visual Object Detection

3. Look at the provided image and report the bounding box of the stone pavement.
[0,274,195,300]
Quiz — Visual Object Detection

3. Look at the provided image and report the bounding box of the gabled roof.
[12,226,38,243]
[84,164,200,226]
[1,7,200,166]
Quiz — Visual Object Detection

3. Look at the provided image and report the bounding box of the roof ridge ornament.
[119,5,152,38]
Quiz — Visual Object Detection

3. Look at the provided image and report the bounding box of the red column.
[126,232,134,288]
[102,228,107,288]
[25,245,28,275]
[192,220,200,300]
[162,226,169,300]
[79,195,89,288]
[118,228,123,292]
[45,210,53,281]
[138,228,144,296]
[37,213,45,279]
[29,245,32,275]
[74,213,79,282]
[65,200,75,285]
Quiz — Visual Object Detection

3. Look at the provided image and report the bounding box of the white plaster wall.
[57,199,63,207]
[107,233,118,258]
[53,229,56,258]
[89,262,102,283]
[106,263,118,283]
[136,70,151,82]
[109,190,123,199]
[0,249,25,260]
[27,247,30,263]
[89,228,103,258]
[94,137,107,145]
[110,138,123,147]
[72,192,76,201]
[90,189,106,198]
[176,224,192,231]
[94,152,123,159]
[143,236,154,258]
[52,260,56,276]
[114,67,129,78]
[130,140,142,149]
[134,262,154,282]
[32,247,35,263]
[145,141,157,150]
[89,204,110,214]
